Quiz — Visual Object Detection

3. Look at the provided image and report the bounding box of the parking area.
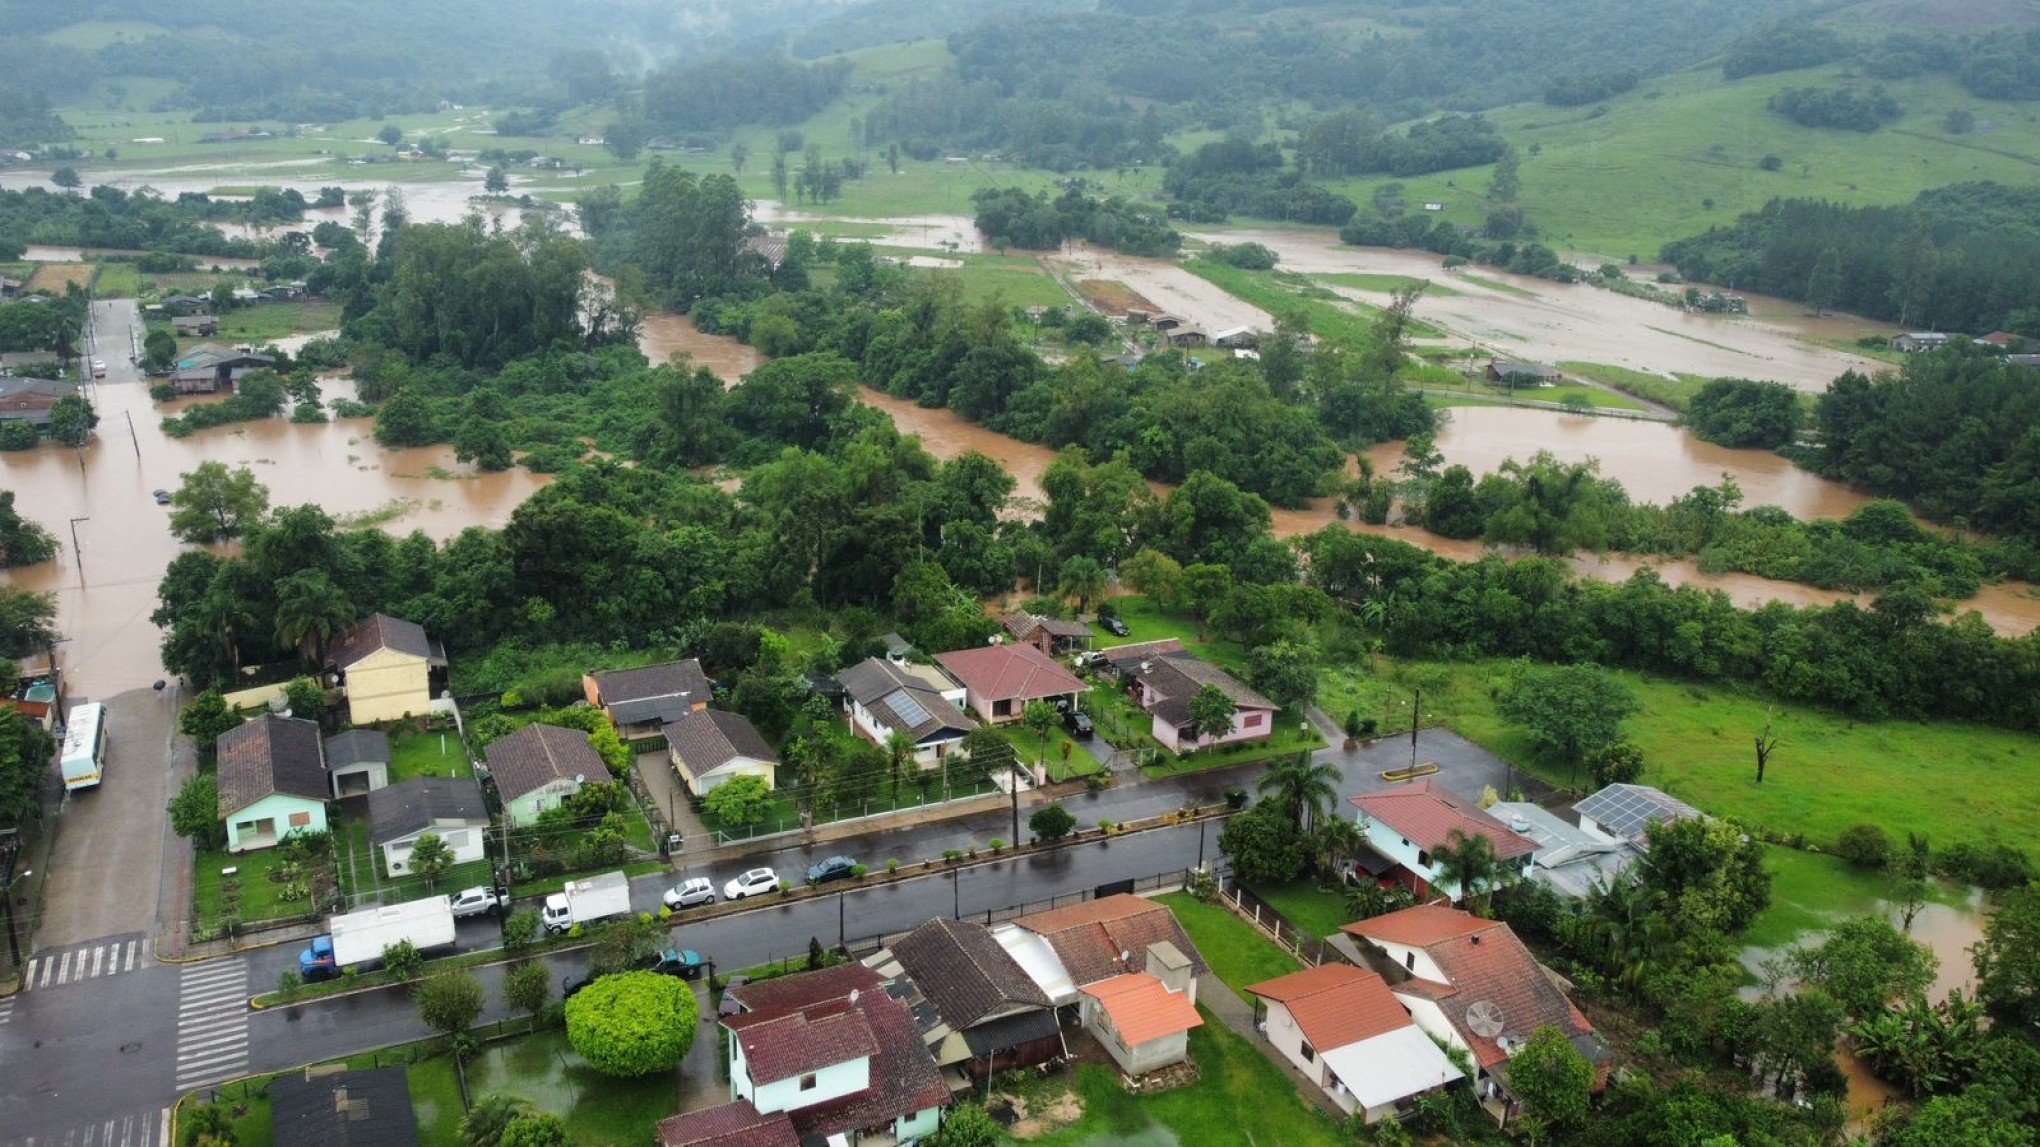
[1318,726,1552,809]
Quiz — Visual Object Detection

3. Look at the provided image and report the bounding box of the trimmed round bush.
[564,970,698,1077]
[1835,824,1891,869]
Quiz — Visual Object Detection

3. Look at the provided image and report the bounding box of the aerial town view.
[3,1,2040,1144]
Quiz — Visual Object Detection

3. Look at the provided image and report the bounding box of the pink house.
[1128,652,1278,753]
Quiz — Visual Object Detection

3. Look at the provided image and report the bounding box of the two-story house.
[1001,894,1209,1076]
[326,613,444,725]
[1349,780,1538,901]
[659,962,951,1147]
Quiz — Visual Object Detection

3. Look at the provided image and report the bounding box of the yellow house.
[328,614,443,725]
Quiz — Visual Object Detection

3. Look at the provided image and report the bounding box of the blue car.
[806,856,859,885]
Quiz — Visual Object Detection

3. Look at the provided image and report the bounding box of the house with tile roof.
[217,715,329,852]
[1009,894,1209,1075]
[867,917,1064,1080]
[836,656,977,766]
[583,659,712,736]
[1350,780,1539,901]
[326,614,444,725]
[1246,963,1465,1123]
[706,962,952,1145]
[270,1066,420,1146]
[1344,906,1608,1120]
[935,642,1088,726]
[656,1103,797,1147]
[1098,638,1184,675]
[1126,650,1279,753]
[663,709,778,796]
[1003,611,1093,656]
[367,777,490,875]
[483,723,600,827]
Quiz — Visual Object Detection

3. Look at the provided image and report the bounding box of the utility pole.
[1410,688,1421,772]
[124,410,139,462]
[66,517,87,580]
[1009,770,1020,846]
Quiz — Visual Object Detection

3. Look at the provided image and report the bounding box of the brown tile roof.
[1246,964,1413,1052]
[1131,654,1276,724]
[1355,912,1600,1071]
[216,715,327,816]
[483,723,604,802]
[1005,612,1091,640]
[936,643,1087,706]
[1081,972,1203,1045]
[729,1008,880,1085]
[657,1103,798,1147]
[1013,894,1207,987]
[328,613,432,667]
[590,659,711,725]
[891,917,1051,1029]
[722,962,948,1140]
[1342,904,1495,949]
[835,658,976,742]
[1100,638,1184,667]
[663,709,777,773]
[1350,781,1539,860]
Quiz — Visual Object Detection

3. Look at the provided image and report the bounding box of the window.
[1243,712,1262,729]
[288,811,312,828]
[1417,849,1430,868]
[993,699,1012,716]
[1300,1041,1315,1063]
[1405,951,1416,971]
[799,1074,817,1091]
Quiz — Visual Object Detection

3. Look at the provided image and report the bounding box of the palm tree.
[1257,752,1342,833]
[883,731,917,802]
[272,570,356,665]
[1430,829,1502,913]
[193,584,259,674]
[1311,817,1364,879]
[1058,556,1108,615]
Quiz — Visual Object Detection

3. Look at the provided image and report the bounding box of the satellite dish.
[1465,1000,1506,1040]
[848,988,860,1005]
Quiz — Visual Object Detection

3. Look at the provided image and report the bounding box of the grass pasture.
[910,251,1071,310]
[1559,361,1710,410]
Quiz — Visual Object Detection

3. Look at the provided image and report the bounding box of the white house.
[1246,962,1464,1123]
[1009,894,1209,1075]
[217,715,329,853]
[1343,905,1609,1119]
[367,777,490,875]
[662,709,778,796]
[483,723,599,827]
[701,962,949,1145]
[1349,780,1538,900]
[835,657,977,766]
[1077,957,1203,1075]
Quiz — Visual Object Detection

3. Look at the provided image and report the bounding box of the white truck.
[300,896,457,982]
[542,870,634,934]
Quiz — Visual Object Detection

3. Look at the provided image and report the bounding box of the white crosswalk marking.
[0,1107,169,1147]
[175,959,250,1092]
[18,935,151,993]
[0,994,13,1024]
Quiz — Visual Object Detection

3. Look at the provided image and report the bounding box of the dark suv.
[1063,707,1094,739]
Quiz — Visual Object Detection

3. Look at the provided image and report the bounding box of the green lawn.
[91,262,141,298]
[1097,597,1248,672]
[1557,361,1709,411]
[1185,259,1449,347]
[387,728,474,783]
[1246,879,1356,942]
[1155,891,1302,996]
[1014,1015,1344,1147]
[1454,273,1540,300]
[1312,272,1460,297]
[208,301,343,345]
[908,251,1072,310]
[1418,371,1648,412]
[193,844,328,932]
[1318,656,2040,858]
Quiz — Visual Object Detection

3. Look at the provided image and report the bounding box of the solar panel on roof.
[1579,786,1680,840]
[887,690,931,729]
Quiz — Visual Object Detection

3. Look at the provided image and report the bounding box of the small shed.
[322,728,391,798]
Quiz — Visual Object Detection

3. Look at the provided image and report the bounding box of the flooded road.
[1,300,548,698]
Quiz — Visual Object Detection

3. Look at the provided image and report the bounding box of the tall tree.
[1057,555,1107,614]
[1499,664,1638,781]
[1185,684,1238,748]
[1805,245,1842,317]
[1256,752,1340,832]
[729,141,749,175]
[1431,829,1505,913]
[0,490,56,567]
[168,462,270,544]
[1508,1026,1594,1143]
[272,570,355,665]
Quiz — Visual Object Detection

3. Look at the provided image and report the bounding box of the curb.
[153,922,324,966]
[249,941,595,1011]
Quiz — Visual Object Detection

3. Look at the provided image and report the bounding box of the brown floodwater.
[0,321,549,698]
[638,313,762,382]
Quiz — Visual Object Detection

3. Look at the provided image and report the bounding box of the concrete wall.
[342,648,430,724]
[329,760,388,798]
[225,793,328,852]
[1364,936,1450,985]
[1082,995,1191,1076]
[1260,1000,1345,1111]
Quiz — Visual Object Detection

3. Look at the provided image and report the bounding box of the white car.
[663,877,715,910]
[448,886,507,919]
[723,868,781,900]
[90,359,106,379]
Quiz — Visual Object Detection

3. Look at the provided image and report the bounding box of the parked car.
[663,877,715,910]
[448,886,507,919]
[562,970,597,1000]
[806,856,859,885]
[151,489,171,505]
[90,359,106,379]
[724,867,781,899]
[1071,650,1106,670]
[718,974,749,1017]
[1063,708,1094,739]
[1100,616,1131,637]
[645,947,706,980]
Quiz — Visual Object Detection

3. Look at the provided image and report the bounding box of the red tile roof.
[1246,964,1413,1052]
[720,962,949,1140]
[1350,781,1538,859]
[657,1102,798,1147]
[936,643,1087,705]
[1081,973,1204,1045]
[1341,904,1495,949]
[1349,911,1599,1071]
[1014,894,1208,987]
[728,1007,879,1085]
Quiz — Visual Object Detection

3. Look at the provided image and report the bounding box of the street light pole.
[2,867,31,971]
[67,517,87,581]
[1409,688,1422,772]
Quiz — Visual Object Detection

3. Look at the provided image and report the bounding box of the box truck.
[300,896,457,982]
[542,870,633,934]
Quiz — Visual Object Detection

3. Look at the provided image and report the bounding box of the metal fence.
[708,772,1006,846]
[1223,880,1352,969]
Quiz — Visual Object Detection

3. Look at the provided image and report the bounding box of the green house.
[217,714,330,852]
